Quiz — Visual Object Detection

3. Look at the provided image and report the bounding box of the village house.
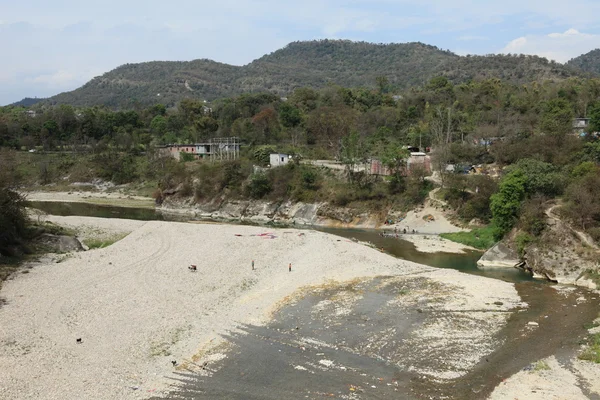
[573,118,590,136]
[158,138,240,161]
[370,151,432,176]
[270,153,292,167]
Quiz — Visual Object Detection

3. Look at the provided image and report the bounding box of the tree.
[279,103,302,128]
[150,115,168,136]
[375,76,389,94]
[564,171,600,230]
[0,149,28,255]
[540,98,574,138]
[588,101,600,133]
[340,130,367,183]
[490,170,527,235]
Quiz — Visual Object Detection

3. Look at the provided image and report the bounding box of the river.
[28,200,600,399]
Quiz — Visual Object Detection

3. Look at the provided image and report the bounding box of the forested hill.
[45,40,589,108]
[11,97,46,107]
[568,49,600,75]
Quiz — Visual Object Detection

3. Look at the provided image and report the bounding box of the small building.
[159,137,240,161]
[195,143,212,158]
[370,159,391,176]
[407,152,431,174]
[573,118,590,136]
[168,144,196,160]
[270,153,291,167]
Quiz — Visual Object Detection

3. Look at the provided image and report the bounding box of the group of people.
[379,227,417,238]
[393,226,417,234]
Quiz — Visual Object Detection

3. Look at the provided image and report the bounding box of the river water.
[29,201,532,283]
[28,200,600,399]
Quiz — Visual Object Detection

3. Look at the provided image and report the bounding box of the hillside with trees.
[568,49,600,75]
[42,40,589,108]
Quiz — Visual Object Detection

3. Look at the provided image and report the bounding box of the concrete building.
[270,153,291,167]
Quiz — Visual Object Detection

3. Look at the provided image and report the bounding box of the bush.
[179,152,195,162]
[515,232,533,256]
[519,197,547,236]
[490,170,526,236]
[247,173,272,199]
[440,225,500,250]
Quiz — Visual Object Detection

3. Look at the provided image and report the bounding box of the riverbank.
[0,216,520,400]
[26,190,473,254]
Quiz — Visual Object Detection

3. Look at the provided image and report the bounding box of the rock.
[38,234,85,253]
[477,242,520,269]
[527,321,539,326]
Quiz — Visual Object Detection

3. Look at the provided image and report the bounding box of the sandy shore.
[489,355,600,399]
[392,233,477,254]
[0,216,522,400]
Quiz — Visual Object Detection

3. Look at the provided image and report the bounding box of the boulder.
[38,234,85,253]
[477,242,520,268]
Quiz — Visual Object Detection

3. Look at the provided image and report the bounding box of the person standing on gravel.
[289,263,292,272]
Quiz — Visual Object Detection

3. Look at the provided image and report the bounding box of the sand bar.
[0,216,520,400]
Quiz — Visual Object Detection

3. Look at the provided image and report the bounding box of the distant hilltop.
[18,40,599,108]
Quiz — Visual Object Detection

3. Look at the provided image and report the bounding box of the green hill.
[567,49,600,75]
[46,39,588,108]
[11,97,46,107]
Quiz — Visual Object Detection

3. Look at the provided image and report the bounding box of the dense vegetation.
[39,40,593,108]
[568,49,600,75]
[2,72,600,248]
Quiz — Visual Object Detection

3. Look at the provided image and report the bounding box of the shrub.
[515,232,533,256]
[491,170,526,237]
[247,173,272,199]
[519,197,547,236]
[179,152,195,162]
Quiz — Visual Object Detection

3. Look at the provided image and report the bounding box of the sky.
[1,0,600,105]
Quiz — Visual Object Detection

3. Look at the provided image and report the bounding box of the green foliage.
[540,98,574,137]
[582,141,600,163]
[0,150,29,255]
[511,159,565,197]
[589,102,600,133]
[515,232,533,256]
[179,152,195,162]
[567,49,600,75]
[490,170,526,236]
[42,40,586,107]
[252,145,276,166]
[440,225,500,250]
[279,102,302,128]
[579,333,600,363]
[247,173,272,199]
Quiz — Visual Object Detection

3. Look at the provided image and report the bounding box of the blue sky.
[2,0,600,105]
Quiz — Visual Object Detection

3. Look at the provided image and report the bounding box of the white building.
[270,153,291,167]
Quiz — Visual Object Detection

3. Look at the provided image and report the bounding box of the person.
[289,263,292,272]
[403,228,407,234]
[252,260,255,270]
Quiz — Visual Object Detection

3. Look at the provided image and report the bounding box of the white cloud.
[501,29,600,62]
